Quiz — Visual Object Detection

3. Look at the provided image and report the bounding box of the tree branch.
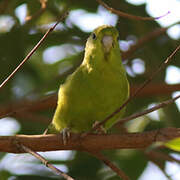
[147,155,173,180]
[145,151,180,164]
[0,11,69,90]
[97,0,169,21]
[90,151,130,180]
[116,93,180,126]
[16,143,74,180]
[90,45,180,133]
[0,94,57,119]
[0,83,179,120]
[0,128,180,153]
[25,0,47,22]
[122,21,180,60]
[130,83,180,97]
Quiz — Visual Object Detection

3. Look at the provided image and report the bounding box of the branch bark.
[0,11,69,90]
[17,143,75,180]
[0,128,180,153]
[130,83,180,97]
[90,151,130,180]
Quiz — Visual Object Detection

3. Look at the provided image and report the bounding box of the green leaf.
[165,137,180,152]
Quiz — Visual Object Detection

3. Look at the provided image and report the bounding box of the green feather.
[46,25,129,134]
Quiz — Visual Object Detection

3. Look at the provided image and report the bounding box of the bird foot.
[92,121,106,134]
[61,128,71,145]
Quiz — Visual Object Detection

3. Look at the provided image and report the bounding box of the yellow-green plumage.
[46,25,129,134]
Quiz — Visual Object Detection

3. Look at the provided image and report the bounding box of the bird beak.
[102,35,113,53]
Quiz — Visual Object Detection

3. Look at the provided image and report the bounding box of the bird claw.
[92,121,106,134]
[61,128,71,145]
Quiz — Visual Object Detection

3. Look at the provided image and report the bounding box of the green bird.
[45,25,129,138]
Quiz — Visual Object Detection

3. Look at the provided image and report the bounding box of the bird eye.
[92,33,96,40]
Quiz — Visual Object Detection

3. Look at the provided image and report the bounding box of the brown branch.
[0,94,57,119]
[122,21,180,60]
[148,156,173,180]
[130,83,180,97]
[145,151,180,164]
[16,143,74,180]
[116,93,180,126]
[90,151,130,180]
[0,11,69,90]
[0,83,179,120]
[96,0,169,21]
[145,151,174,180]
[122,27,167,60]
[14,111,51,124]
[1,128,180,153]
[25,0,47,22]
[90,45,180,133]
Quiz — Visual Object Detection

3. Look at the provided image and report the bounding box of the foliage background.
[0,0,180,179]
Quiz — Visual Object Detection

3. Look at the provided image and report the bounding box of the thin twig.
[122,27,167,60]
[151,160,173,180]
[122,21,180,60]
[97,0,169,21]
[25,0,47,22]
[116,94,180,126]
[145,151,180,164]
[89,45,180,134]
[16,143,74,180]
[90,151,130,180]
[146,153,173,180]
[0,11,69,90]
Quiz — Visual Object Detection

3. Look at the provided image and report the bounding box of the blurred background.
[0,0,180,179]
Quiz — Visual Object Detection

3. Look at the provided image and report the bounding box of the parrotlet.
[45,25,129,138]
